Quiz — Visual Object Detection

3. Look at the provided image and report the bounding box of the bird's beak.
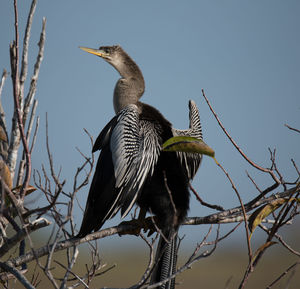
[79,46,108,58]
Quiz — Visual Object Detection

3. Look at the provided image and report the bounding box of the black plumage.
[77,45,202,288]
[78,101,190,237]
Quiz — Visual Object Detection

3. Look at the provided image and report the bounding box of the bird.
[77,45,202,288]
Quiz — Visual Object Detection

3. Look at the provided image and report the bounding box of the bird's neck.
[113,60,145,113]
[113,77,145,113]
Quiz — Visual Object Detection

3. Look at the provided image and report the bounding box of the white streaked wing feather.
[172,100,203,179]
[110,104,161,218]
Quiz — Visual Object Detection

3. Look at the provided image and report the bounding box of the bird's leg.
[135,209,161,236]
[118,208,148,236]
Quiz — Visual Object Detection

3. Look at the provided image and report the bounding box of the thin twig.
[215,161,252,261]
[246,170,262,193]
[19,0,38,109]
[259,224,300,257]
[0,69,8,100]
[291,158,300,178]
[26,99,38,147]
[0,176,24,214]
[0,69,8,149]
[189,183,224,211]
[59,246,79,289]
[17,99,38,186]
[239,186,300,289]
[201,89,280,184]
[23,17,46,126]
[0,218,50,257]
[7,0,21,176]
[163,170,177,216]
[284,124,300,134]
[55,258,89,289]
[144,225,220,289]
[10,0,32,200]
[30,115,39,154]
[43,227,61,289]
[266,261,300,288]
[135,234,158,288]
[0,261,34,289]
[45,113,64,192]
[7,185,299,269]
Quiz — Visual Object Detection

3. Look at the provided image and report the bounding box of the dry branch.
[201,89,281,184]
[19,0,38,109]
[23,18,46,126]
[0,218,50,257]
[285,124,300,134]
[3,184,296,271]
[0,261,34,289]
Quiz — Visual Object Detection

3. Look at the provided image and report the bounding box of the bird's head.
[79,44,145,109]
[79,45,125,67]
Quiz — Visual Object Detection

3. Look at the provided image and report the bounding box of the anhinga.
[78,45,202,288]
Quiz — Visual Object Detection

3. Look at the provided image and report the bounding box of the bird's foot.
[118,217,158,236]
[118,219,145,236]
[143,216,159,236]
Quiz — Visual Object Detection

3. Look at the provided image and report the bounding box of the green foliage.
[162,136,215,157]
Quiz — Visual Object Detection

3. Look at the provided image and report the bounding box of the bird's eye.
[99,47,110,54]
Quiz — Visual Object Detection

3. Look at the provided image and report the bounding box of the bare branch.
[17,99,38,186]
[55,257,89,289]
[201,89,281,184]
[135,234,158,288]
[0,218,50,257]
[0,261,34,289]
[0,176,24,214]
[45,113,64,192]
[163,170,177,216]
[144,226,219,289]
[23,18,46,126]
[4,183,297,271]
[246,170,262,193]
[0,69,8,100]
[7,0,21,176]
[0,69,8,152]
[189,183,224,211]
[58,246,79,289]
[185,186,299,225]
[30,115,39,154]
[284,124,300,134]
[291,158,300,178]
[215,161,252,261]
[19,0,38,109]
[259,224,300,257]
[266,261,300,288]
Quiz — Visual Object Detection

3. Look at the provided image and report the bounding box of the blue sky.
[0,1,299,248]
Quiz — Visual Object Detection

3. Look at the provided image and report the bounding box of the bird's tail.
[150,230,178,289]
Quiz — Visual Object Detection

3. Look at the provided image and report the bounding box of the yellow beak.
[79,46,106,57]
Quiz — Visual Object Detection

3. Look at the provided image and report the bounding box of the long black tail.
[150,230,177,289]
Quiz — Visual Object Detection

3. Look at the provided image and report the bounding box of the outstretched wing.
[172,100,203,180]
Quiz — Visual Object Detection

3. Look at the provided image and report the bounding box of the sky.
[0,1,299,250]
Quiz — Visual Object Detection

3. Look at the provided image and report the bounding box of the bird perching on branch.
[77,45,203,288]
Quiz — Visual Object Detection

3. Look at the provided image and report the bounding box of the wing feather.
[172,100,203,179]
[110,104,161,218]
